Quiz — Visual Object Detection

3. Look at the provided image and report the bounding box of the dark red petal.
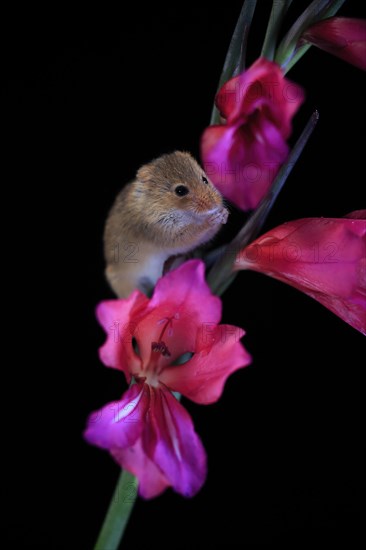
[303,18,366,71]
[216,58,304,136]
[345,210,366,219]
[215,74,242,119]
[202,58,304,212]
[236,216,366,334]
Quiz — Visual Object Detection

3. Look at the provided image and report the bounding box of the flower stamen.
[151,341,171,357]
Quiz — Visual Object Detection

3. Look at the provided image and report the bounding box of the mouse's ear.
[136,165,151,183]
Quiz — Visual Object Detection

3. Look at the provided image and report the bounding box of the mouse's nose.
[195,198,212,211]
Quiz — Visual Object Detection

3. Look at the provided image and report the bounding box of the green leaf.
[283,43,312,74]
[210,0,257,125]
[261,0,294,61]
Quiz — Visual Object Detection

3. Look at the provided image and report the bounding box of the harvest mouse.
[104,151,228,298]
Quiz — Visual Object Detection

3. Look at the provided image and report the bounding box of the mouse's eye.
[202,175,209,184]
[175,185,190,197]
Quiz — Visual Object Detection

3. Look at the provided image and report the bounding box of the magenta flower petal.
[143,388,207,497]
[150,260,221,321]
[236,212,366,334]
[84,382,149,449]
[96,290,148,381]
[112,439,170,499]
[303,18,366,71]
[216,58,303,137]
[202,118,288,210]
[135,260,222,367]
[201,57,304,211]
[160,325,251,404]
[85,260,250,497]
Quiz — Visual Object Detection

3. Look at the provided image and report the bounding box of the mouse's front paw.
[208,206,229,226]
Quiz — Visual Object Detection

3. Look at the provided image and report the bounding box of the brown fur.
[104,151,228,297]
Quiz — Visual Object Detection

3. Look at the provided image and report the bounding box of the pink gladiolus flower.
[84,260,251,498]
[302,18,366,71]
[201,57,304,211]
[235,212,366,335]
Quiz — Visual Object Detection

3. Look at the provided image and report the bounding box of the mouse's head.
[136,151,227,221]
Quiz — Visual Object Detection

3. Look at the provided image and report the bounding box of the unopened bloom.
[201,57,304,211]
[302,18,366,71]
[235,211,366,334]
[84,260,251,498]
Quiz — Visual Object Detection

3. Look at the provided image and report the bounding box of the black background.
[3,1,365,547]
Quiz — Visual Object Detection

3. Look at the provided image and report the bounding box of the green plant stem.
[207,110,319,296]
[94,470,138,550]
[261,0,294,61]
